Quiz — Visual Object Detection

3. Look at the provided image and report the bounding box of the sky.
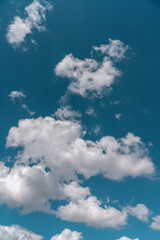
[0,0,160,239]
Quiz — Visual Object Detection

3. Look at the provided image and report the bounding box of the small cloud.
[9,91,26,102]
[93,38,130,61]
[92,124,101,135]
[9,90,35,116]
[53,106,81,121]
[115,113,122,120]
[85,107,97,117]
[110,100,120,105]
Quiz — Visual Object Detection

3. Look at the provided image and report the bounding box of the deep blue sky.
[1,0,160,239]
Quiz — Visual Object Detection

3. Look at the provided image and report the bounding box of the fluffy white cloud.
[93,39,129,60]
[9,91,26,101]
[0,225,43,240]
[6,0,52,47]
[150,215,160,230]
[126,204,150,222]
[7,117,154,181]
[0,162,65,213]
[51,228,83,240]
[57,196,127,229]
[117,237,139,240]
[55,39,129,97]
[55,53,120,97]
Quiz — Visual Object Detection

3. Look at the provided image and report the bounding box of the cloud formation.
[6,0,52,48]
[0,225,43,240]
[55,39,128,97]
[150,215,160,230]
[51,228,83,240]
[9,91,26,101]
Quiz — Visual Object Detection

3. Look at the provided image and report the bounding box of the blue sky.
[1,0,160,239]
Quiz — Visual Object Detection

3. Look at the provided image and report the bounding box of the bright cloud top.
[55,39,128,97]
[51,228,83,240]
[6,0,52,47]
[0,225,43,240]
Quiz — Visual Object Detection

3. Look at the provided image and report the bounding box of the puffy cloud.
[6,117,154,181]
[0,162,64,213]
[117,237,139,240]
[55,39,129,97]
[126,204,150,222]
[55,53,120,97]
[57,196,128,229]
[6,0,52,48]
[9,91,26,102]
[0,225,43,240]
[50,228,83,240]
[93,39,129,60]
[150,215,160,230]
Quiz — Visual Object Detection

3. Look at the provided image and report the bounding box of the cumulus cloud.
[57,195,128,229]
[150,215,160,230]
[0,225,43,240]
[6,0,52,48]
[50,228,83,240]
[126,204,150,222]
[7,117,154,181]
[55,39,129,97]
[93,39,129,60]
[55,53,120,97]
[117,237,139,240]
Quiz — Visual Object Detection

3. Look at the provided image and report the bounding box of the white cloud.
[117,237,139,240]
[7,117,154,180]
[0,225,43,240]
[6,0,52,48]
[50,228,83,240]
[0,162,65,213]
[150,215,160,230]
[53,106,81,121]
[126,204,150,222]
[55,53,120,97]
[93,39,129,60]
[6,117,154,181]
[55,39,129,97]
[115,113,122,120]
[57,195,128,229]
[9,91,26,102]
